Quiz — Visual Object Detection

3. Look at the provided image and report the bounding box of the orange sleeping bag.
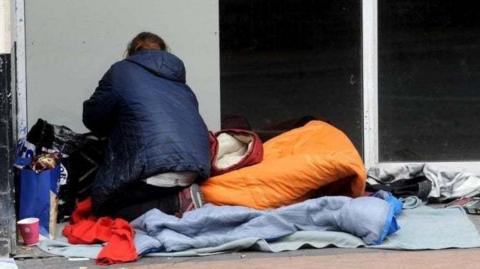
[200,121,366,209]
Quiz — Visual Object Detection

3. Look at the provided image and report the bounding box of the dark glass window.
[379,0,480,161]
[220,0,363,152]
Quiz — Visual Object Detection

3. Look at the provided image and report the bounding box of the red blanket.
[63,198,138,265]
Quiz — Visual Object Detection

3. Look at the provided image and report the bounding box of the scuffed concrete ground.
[14,248,480,269]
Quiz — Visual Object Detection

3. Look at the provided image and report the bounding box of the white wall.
[0,0,10,53]
[25,0,220,132]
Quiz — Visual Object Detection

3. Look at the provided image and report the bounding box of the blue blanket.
[38,197,480,259]
[132,195,400,255]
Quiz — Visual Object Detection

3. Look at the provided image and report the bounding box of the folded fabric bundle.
[131,194,400,255]
[368,164,480,200]
[63,198,137,265]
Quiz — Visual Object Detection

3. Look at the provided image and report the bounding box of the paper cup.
[17,218,40,246]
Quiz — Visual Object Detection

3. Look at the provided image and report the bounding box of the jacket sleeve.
[83,68,117,136]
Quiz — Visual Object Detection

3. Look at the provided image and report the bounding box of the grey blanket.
[131,195,397,254]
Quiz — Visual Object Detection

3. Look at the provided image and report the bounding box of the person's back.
[83,33,210,215]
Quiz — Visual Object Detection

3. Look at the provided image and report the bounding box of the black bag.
[26,119,106,222]
[366,175,432,200]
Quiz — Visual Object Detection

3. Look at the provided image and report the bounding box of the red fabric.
[63,198,138,265]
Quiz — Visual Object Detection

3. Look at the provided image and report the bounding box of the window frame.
[13,0,27,139]
[362,0,480,171]
[362,0,378,168]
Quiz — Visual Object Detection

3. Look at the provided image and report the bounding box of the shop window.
[220,0,363,152]
[378,0,480,161]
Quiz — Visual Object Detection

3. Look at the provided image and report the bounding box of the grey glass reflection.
[379,0,480,161]
[220,0,363,152]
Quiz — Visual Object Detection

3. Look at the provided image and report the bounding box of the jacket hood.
[126,50,186,83]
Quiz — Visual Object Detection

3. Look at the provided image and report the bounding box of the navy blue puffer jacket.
[83,50,211,214]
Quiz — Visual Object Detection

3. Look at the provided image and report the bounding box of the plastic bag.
[16,162,60,238]
[27,118,87,156]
